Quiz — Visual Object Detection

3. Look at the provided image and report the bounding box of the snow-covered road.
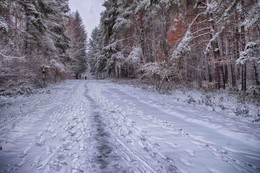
[0,80,259,173]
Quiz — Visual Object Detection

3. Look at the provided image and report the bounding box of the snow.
[126,47,142,63]
[0,80,260,173]
[171,31,192,59]
[113,17,131,30]
[237,40,260,64]
[243,2,260,29]
[135,0,150,14]
[0,18,8,31]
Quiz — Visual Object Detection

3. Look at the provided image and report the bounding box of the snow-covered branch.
[171,12,206,59]
[237,40,260,65]
[0,51,26,62]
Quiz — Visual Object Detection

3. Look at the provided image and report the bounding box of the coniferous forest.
[88,0,259,95]
[0,1,260,173]
[1,0,259,97]
[0,0,87,95]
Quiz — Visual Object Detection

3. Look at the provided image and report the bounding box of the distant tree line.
[88,0,259,93]
[0,0,87,94]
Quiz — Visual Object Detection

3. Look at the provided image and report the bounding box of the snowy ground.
[0,80,259,173]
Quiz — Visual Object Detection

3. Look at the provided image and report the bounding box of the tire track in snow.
[86,81,180,173]
[84,84,140,172]
[85,83,167,173]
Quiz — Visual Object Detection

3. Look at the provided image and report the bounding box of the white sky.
[69,0,105,36]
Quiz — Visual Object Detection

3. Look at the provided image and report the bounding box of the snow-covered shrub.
[0,78,39,96]
[187,95,196,104]
[235,104,249,116]
[126,47,142,64]
[113,52,125,78]
[50,59,66,82]
[203,95,212,106]
[138,62,174,91]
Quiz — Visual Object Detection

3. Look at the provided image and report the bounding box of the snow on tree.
[0,18,8,32]
[89,0,260,93]
[242,1,260,30]
[0,0,87,95]
[66,11,88,79]
[237,41,260,65]
[126,47,142,64]
[171,30,191,59]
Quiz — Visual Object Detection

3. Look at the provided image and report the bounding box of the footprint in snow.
[19,145,32,158]
[180,158,192,166]
[185,150,196,157]
[32,155,42,169]
[45,146,52,155]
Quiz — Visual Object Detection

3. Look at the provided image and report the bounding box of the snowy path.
[0,80,259,173]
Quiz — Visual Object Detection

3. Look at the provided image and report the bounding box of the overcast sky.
[69,0,105,36]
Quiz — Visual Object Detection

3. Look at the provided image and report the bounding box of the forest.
[0,0,87,95]
[0,1,260,172]
[1,0,260,97]
[88,0,259,96]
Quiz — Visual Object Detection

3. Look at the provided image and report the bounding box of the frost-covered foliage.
[237,41,260,65]
[103,41,119,52]
[171,31,191,59]
[0,18,8,32]
[113,17,132,30]
[243,2,260,29]
[0,0,86,95]
[113,6,134,31]
[114,52,125,61]
[140,62,167,79]
[139,62,175,89]
[90,0,259,92]
[50,59,65,72]
[135,0,150,14]
[126,47,142,63]
[66,11,87,78]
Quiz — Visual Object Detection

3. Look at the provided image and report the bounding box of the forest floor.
[0,80,259,173]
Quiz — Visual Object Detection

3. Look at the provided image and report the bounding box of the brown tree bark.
[240,0,247,91]
[209,12,221,89]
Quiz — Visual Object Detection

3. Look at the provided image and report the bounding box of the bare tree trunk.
[207,60,213,83]
[163,11,170,59]
[225,65,228,86]
[137,13,145,63]
[220,32,227,89]
[221,65,226,89]
[230,28,237,89]
[254,63,260,85]
[240,0,246,91]
[209,12,221,89]
[234,9,241,87]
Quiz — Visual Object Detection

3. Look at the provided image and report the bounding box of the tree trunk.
[209,12,221,89]
[234,9,240,85]
[221,65,226,89]
[137,13,145,63]
[208,62,213,83]
[240,0,246,91]
[254,63,260,85]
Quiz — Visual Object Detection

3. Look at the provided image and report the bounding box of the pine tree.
[66,11,87,79]
[0,0,87,94]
